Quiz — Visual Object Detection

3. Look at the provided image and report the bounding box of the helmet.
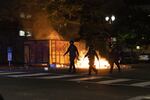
[70,38,74,43]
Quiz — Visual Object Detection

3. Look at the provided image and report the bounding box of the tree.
[46,0,150,55]
[114,0,150,49]
[47,0,82,40]
[46,0,128,56]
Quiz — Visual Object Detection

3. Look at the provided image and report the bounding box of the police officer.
[64,40,79,73]
[108,46,121,73]
[85,44,99,75]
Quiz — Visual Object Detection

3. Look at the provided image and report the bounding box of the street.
[0,76,149,100]
[0,64,150,100]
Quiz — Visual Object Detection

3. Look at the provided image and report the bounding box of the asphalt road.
[0,64,149,100]
[0,77,149,100]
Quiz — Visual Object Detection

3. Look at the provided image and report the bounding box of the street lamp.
[105,15,115,24]
[105,15,116,48]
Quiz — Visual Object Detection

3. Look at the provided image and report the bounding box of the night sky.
[0,0,14,9]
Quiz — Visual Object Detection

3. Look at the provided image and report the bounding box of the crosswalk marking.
[0,71,4,72]
[96,78,131,84]
[69,76,102,81]
[0,72,26,75]
[130,81,150,87]
[0,71,149,88]
[7,73,51,78]
[38,74,83,79]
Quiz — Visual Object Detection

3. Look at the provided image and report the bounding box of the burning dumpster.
[49,39,87,68]
[49,39,110,69]
[24,39,110,69]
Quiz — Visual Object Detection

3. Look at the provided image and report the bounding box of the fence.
[24,39,86,67]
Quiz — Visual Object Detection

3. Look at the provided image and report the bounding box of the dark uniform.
[0,94,4,100]
[108,47,121,73]
[64,40,79,73]
[85,46,99,75]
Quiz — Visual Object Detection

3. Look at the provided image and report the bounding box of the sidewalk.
[0,65,47,72]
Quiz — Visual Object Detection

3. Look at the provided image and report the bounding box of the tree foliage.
[4,0,147,53]
[115,1,150,48]
[46,0,139,55]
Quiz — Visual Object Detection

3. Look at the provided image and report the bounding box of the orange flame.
[49,40,110,69]
[76,51,110,69]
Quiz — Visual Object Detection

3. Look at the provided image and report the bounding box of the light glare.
[105,16,109,21]
[111,15,115,21]
[19,30,25,36]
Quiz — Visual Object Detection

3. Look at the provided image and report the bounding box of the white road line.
[0,71,5,72]
[39,74,83,79]
[69,76,102,81]
[0,72,26,75]
[130,81,150,87]
[96,78,131,84]
[8,73,50,77]
[127,95,150,100]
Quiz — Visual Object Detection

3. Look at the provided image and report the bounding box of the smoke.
[32,11,63,40]
[18,0,80,41]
